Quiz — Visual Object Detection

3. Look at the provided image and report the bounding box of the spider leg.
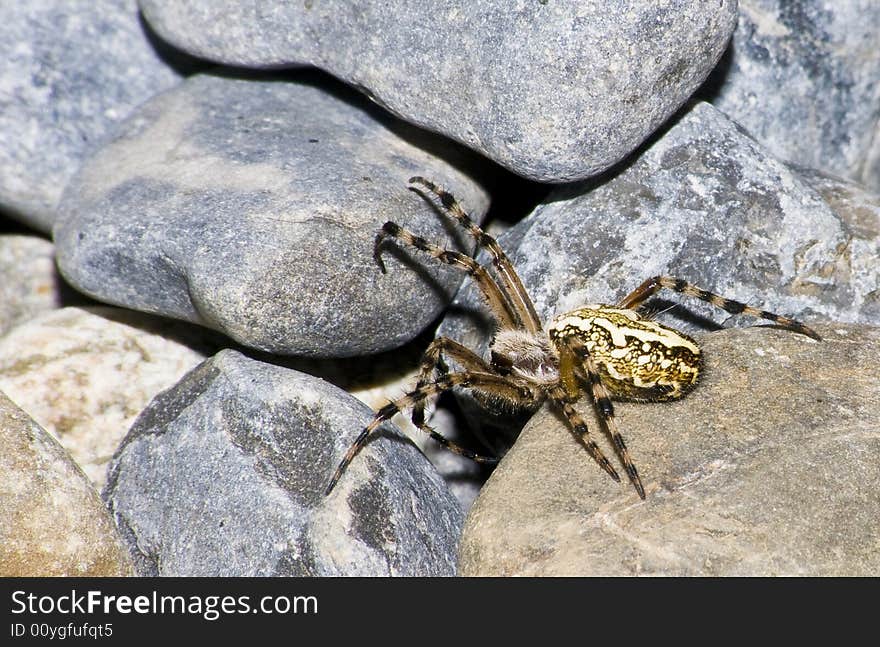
[374,221,519,330]
[617,275,822,341]
[324,371,530,496]
[411,418,499,465]
[408,176,543,334]
[562,337,645,499]
[548,386,622,486]
[410,336,494,428]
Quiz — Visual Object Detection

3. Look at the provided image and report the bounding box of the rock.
[54,72,489,357]
[138,0,737,182]
[459,323,880,576]
[795,165,880,321]
[0,234,69,336]
[0,392,134,576]
[292,337,484,513]
[438,99,879,465]
[0,306,211,488]
[443,102,880,357]
[105,349,464,576]
[706,0,880,191]
[0,0,187,232]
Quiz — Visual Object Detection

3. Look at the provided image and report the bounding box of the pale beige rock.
[0,306,209,487]
[0,392,134,576]
[459,324,880,576]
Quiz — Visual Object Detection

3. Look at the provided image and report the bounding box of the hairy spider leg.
[325,372,530,496]
[410,336,495,429]
[547,385,621,485]
[618,276,822,341]
[374,221,519,330]
[408,176,543,334]
[562,336,645,499]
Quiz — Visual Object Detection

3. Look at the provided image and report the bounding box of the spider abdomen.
[549,305,701,402]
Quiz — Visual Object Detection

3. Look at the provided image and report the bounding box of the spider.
[324,176,821,500]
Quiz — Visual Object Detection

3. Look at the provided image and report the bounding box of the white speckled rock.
[0,306,211,488]
[459,324,880,576]
[707,0,880,191]
[105,349,464,576]
[53,72,489,357]
[794,165,880,322]
[0,392,135,576]
[444,102,879,355]
[138,0,738,182]
[439,101,879,455]
[0,0,186,232]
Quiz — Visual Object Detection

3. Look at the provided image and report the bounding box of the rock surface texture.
[443,102,880,357]
[0,306,210,488]
[138,0,738,182]
[105,350,464,576]
[54,73,488,356]
[0,235,68,336]
[459,324,880,576]
[708,0,880,191]
[4,0,880,579]
[0,393,135,576]
[0,0,185,232]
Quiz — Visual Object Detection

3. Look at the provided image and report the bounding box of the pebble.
[0,306,211,488]
[0,234,69,336]
[707,0,880,192]
[138,0,738,182]
[105,349,464,576]
[54,72,489,357]
[459,324,880,576]
[0,392,134,576]
[443,102,880,355]
[0,0,186,232]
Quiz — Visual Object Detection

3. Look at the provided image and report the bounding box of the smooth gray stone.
[138,0,738,182]
[0,0,184,232]
[54,73,489,357]
[104,349,464,576]
[707,0,880,191]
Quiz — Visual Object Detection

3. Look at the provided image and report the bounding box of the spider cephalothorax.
[325,177,821,500]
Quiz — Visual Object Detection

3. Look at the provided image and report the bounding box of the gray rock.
[459,324,880,576]
[707,0,880,191]
[0,0,185,232]
[444,102,879,355]
[439,100,879,455]
[295,339,483,513]
[0,392,135,576]
[54,72,489,357]
[0,306,210,488]
[105,349,464,576]
[794,166,880,321]
[0,235,67,336]
[284,328,486,513]
[138,0,738,182]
